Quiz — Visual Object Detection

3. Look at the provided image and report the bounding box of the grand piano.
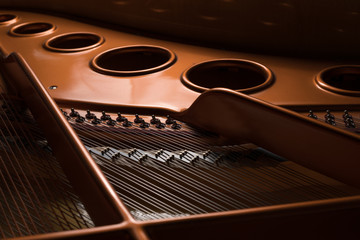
[0,1,360,239]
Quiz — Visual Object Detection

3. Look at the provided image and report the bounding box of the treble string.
[69,118,278,207]
[63,109,360,221]
[70,117,293,208]
[67,112,312,210]
[75,126,235,213]
[67,114,309,205]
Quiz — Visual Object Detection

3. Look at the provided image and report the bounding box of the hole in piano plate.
[10,22,55,37]
[0,13,18,25]
[181,59,273,93]
[44,32,104,52]
[91,45,176,76]
[316,65,360,96]
[64,109,360,222]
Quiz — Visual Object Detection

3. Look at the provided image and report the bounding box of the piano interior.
[0,1,360,239]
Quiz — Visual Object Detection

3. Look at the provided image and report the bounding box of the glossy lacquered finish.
[0,11,359,112]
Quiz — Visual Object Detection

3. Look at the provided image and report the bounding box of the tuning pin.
[165,115,175,124]
[156,122,166,129]
[343,110,352,120]
[91,116,101,125]
[60,109,70,119]
[70,108,79,117]
[76,115,85,123]
[134,114,143,123]
[116,112,126,122]
[122,119,133,127]
[107,119,116,126]
[325,118,336,126]
[101,111,111,121]
[150,114,160,124]
[325,110,335,120]
[171,121,181,130]
[139,119,150,128]
[345,118,356,128]
[308,110,318,119]
[85,110,95,119]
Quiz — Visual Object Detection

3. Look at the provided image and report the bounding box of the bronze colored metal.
[0,11,359,110]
